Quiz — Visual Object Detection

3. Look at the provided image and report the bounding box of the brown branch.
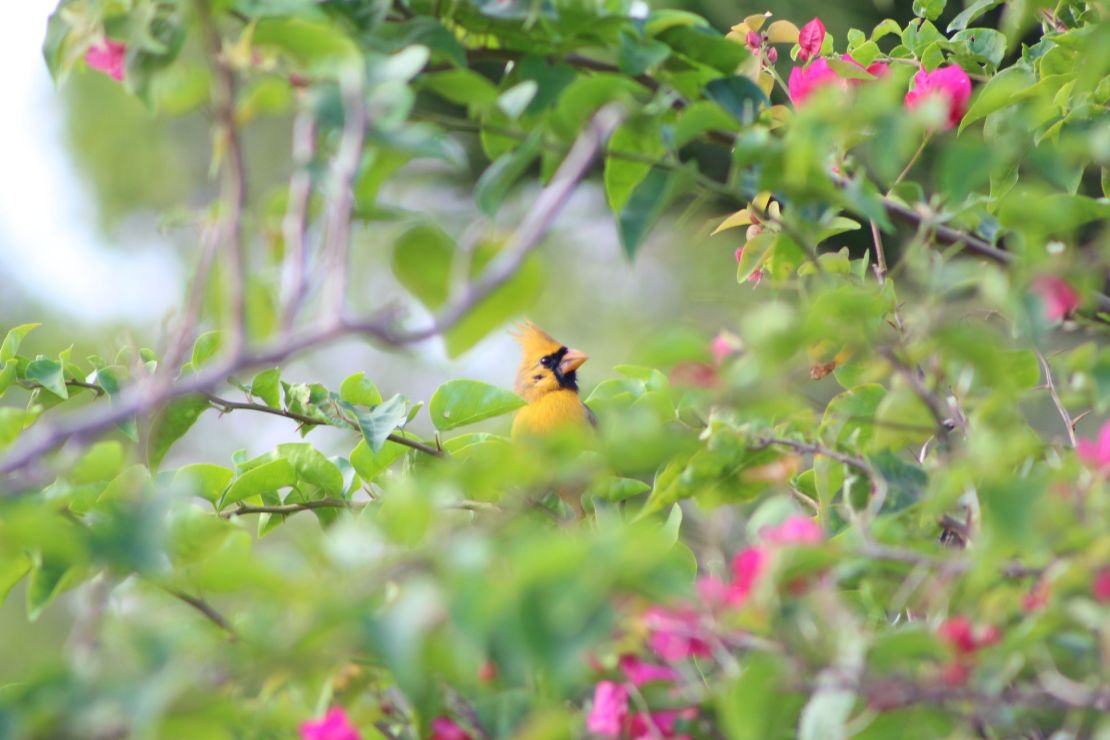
[220,497,361,518]
[321,66,367,321]
[281,102,318,331]
[879,348,960,445]
[0,109,615,486]
[1035,350,1077,448]
[204,394,444,457]
[163,586,238,640]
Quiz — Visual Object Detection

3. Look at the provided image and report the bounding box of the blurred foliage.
[1,0,1109,738]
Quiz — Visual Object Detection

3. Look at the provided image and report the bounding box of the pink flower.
[1032,275,1080,321]
[938,617,977,654]
[797,18,826,62]
[1077,420,1110,472]
[788,57,843,105]
[85,40,127,82]
[586,681,629,737]
[300,708,360,740]
[763,516,823,545]
[430,717,472,740]
[904,65,972,130]
[629,708,697,739]
[710,333,734,364]
[731,547,766,602]
[619,655,680,686]
[766,47,779,63]
[746,30,763,52]
[644,606,711,662]
[1093,567,1110,603]
[735,246,765,285]
[696,574,732,606]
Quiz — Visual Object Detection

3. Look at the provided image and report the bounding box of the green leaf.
[605,120,665,213]
[704,76,768,125]
[717,653,797,740]
[475,130,543,217]
[250,367,281,409]
[253,17,359,72]
[959,66,1034,133]
[873,388,935,450]
[912,0,946,21]
[26,557,71,622]
[0,553,32,607]
[737,232,775,282]
[421,69,499,107]
[658,26,750,74]
[0,407,35,449]
[147,394,210,468]
[340,372,383,407]
[0,323,38,363]
[618,167,679,259]
[674,101,740,148]
[25,359,67,400]
[276,443,344,495]
[947,0,1002,32]
[496,81,537,120]
[644,9,710,36]
[70,441,125,484]
[355,395,409,453]
[350,437,410,482]
[952,28,1007,69]
[820,384,886,449]
[871,19,902,42]
[392,223,455,309]
[618,31,671,76]
[174,463,234,503]
[222,458,297,507]
[587,476,651,501]
[429,380,525,431]
[191,331,222,369]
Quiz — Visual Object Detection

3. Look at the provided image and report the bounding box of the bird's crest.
[511,320,563,360]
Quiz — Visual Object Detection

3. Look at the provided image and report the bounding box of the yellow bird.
[510,322,596,439]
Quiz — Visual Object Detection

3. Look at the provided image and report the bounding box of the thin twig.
[163,586,238,640]
[1035,349,1077,448]
[321,66,367,322]
[282,102,318,331]
[869,220,887,284]
[204,393,444,457]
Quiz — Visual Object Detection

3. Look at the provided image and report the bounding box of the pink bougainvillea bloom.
[1077,420,1110,472]
[430,717,472,740]
[644,606,711,662]
[766,46,778,63]
[797,18,826,62]
[1093,567,1110,603]
[788,57,844,105]
[938,616,978,654]
[619,655,680,686]
[730,546,766,602]
[710,333,734,364]
[586,681,629,737]
[1032,275,1080,321]
[85,40,127,82]
[696,574,732,606]
[904,65,972,130]
[763,515,823,545]
[746,30,763,52]
[299,708,361,740]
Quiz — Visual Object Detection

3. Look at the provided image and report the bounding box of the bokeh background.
[0,0,946,687]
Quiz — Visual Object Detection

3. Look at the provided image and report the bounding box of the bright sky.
[0,0,179,325]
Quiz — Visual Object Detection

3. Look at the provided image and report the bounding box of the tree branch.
[1035,350,1077,448]
[204,393,444,457]
[0,109,616,486]
[281,101,318,331]
[163,586,238,640]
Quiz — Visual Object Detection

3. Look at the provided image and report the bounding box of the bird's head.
[511,321,588,402]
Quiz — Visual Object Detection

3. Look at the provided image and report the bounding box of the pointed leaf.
[429,380,525,431]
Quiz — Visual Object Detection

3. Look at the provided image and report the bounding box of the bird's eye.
[539,356,553,368]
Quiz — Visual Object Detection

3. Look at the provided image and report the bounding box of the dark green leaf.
[704,76,768,125]
[475,130,543,217]
[392,222,455,309]
[947,0,1002,32]
[605,120,665,213]
[618,31,671,76]
[618,166,679,259]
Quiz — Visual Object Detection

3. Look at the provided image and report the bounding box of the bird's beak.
[559,348,588,374]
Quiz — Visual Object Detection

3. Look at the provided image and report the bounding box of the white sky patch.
[0,0,180,325]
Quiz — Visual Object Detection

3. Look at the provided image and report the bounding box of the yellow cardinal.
[510,322,596,438]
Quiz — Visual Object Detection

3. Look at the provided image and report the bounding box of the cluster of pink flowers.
[937,616,1001,686]
[787,17,971,131]
[85,39,127,81]
[743,29,779,64]
[1031,275,1081,322]
[585,516,822,737]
